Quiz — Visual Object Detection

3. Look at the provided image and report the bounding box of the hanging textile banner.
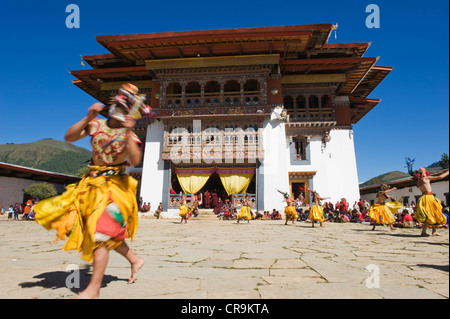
[215,167,256,175]
[174,167,215,175]
[174,166,214,194]
[216,167,256,196]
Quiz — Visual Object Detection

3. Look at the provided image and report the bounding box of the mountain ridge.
[359,162,445,187]
[0,139,91,176]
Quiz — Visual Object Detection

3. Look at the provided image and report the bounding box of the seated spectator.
[395,209,415,228]
[271,209,281,220]
[340,212,350,223]
[356,211,363,223]
[154,202,163,219]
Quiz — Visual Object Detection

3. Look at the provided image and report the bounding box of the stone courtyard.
[0,214,448,299]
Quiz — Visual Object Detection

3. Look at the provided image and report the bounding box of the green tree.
[76,166,89,177]
[440,153,449,169]
[24,182,57,200]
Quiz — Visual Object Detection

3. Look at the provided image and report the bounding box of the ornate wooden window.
[293,135,308,161]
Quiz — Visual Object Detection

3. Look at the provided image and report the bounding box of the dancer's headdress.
[405,157,416,176]
[300,185,317,197]
[276,189,290,200]
[108,83,151,122]
[405,157,430,178]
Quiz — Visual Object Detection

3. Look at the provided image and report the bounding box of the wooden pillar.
[239,78,245,104]
[293,95,298,120]
[318,96,323,119]
[181,80,187,106]
[305,94,310,120]
[219,79,225,104]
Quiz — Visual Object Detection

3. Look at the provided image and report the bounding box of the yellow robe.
[368,202,402,225]
[179,204,192,218]
[416,194,444,225]
[284,205,298,221]
[238,205,252,220]
[308,205,324,222]
[34,165,138,262]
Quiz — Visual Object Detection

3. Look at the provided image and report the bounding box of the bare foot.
[432,232,441,236]
[128,257,144,284]
[420,233,430,237]
[74,288,99,299]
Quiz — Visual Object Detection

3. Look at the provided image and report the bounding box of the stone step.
[197,209,215,215]
[196,209,219,220]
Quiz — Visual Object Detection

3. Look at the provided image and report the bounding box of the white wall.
[258,116,290,212]
[0,176,68,206]
[322,128,360,205]
[139,120,166,210]
[287,128,360,206]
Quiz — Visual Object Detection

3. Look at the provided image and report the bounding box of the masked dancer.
[34,83,147,298]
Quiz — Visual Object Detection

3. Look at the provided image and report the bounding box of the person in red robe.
[204,190,211,208]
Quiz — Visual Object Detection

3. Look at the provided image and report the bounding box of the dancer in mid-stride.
[179,196,193,224]
[408,161,449,236]
[308,190,330,227]
[237,195,253,224]
[34,83,147,298]
[277,190,297,225]
[368,184,402,231]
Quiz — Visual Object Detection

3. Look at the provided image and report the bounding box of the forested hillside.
[0,139,91,176]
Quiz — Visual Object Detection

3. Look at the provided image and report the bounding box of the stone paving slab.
[0,215,448,299]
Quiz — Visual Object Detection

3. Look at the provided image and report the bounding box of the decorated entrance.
[169,165,256,209]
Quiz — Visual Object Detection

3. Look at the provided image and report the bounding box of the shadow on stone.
[18,265,127,294]
[416,264,449,273]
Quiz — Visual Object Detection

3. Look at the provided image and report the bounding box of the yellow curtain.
[176,174,211,194]
[219,173,254,196]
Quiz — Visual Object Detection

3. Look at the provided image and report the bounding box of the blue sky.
[0,0,448,183]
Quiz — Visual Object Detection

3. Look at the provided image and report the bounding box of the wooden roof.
[94,24,333,63]
[360,170,449,195]
[0,162,81,184]
[72,24,391,124]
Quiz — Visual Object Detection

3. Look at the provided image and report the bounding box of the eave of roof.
[0,162,81,183]
[359,169,449,194]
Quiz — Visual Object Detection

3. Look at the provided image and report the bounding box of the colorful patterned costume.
[416,192,444,225]
[308,204,324,222]
[368,202,402,225]
[35,119,141,262]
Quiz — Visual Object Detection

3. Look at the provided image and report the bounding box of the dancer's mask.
[108,83,149,122]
